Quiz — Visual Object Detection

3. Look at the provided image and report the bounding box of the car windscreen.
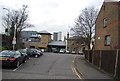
[27,49,37,52]
[19,49,26,53]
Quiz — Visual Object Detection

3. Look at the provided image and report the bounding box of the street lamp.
[12,24,16,50]
[3,8,10,36]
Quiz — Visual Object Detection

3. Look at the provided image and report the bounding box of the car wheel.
[34,55,39,58]
[23,59,26,63]
[41,53,43,56]
[28,57,30,59]
[15,61,20,68]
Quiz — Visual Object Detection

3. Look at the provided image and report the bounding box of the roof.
[30,35,39,38]
[48,41,66,46]
[22,31,37,33]
[67,36,84,40]
[37,31,52,35]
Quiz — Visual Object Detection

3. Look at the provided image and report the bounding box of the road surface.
[2,52,79,79]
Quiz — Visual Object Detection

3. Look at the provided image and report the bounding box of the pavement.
[75,55,114,79]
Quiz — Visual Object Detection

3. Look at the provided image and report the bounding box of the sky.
[0,0,111,39]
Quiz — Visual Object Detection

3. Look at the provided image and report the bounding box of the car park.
[27,49,43,58]
[0,50,26,68]
[18,49,30,59]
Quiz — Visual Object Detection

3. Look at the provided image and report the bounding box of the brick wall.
[95,2,120,50]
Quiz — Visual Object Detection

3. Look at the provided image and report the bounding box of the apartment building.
[53,32,62,41]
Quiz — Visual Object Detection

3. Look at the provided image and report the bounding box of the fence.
[84,50,120,79]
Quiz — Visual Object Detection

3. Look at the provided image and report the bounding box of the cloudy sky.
[0,0,107,39]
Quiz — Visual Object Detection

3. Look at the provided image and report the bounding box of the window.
[104,35,110,45]
[103,5,105,11]
[103,18,107,27]
[30,46,35,48]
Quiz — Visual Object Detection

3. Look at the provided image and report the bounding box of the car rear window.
[0,51,15,55]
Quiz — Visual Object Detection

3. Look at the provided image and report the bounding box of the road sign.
[12,40,16,44]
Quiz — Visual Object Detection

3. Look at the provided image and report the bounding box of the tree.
[71,7,98,50]
[2,5,34,49]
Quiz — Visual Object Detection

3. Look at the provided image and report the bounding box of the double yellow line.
[72,55,84,80]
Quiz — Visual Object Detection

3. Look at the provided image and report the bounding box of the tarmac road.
[2,53,79,79]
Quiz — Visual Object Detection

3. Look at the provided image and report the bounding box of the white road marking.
[13,64,23,71]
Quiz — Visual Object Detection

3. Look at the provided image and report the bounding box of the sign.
[12,40,16,44]
[13,37,16,40]
[98,37,100,39]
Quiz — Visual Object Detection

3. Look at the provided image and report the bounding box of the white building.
[58,32,62,41]
[53,31,62,41]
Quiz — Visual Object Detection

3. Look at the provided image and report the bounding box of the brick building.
[94,1,120,50]
[22,31,65,52]
[23,31,52,51]
[66,32,87,53]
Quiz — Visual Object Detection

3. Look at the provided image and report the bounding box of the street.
[2,53,79,79]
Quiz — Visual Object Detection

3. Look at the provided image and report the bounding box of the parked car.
[71,50,76,54]
[27,49,43,58]
[0,50,26,68]
[78,50,84,55]
[18,49,30,59]
[59,49,65,53]
[37,50,43,56]
[66,50,70,54]
[53,49,59,53]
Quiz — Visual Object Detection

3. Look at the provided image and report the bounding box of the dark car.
[0,50,26,68]
[27,49,43,58]
[18,49,30,59]
[53,49,59,53]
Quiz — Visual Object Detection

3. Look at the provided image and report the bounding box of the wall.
[24,34,51,50]
[84,50,120,79]
[95,2,120,50]
[67,39,87,53]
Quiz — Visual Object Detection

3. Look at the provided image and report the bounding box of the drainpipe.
[118,1,120,49]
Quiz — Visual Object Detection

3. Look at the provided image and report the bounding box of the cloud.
[0,0,104,39]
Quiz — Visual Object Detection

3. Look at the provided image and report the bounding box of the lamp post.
[12,24,16,50]
[12,15,18,50]
[3,8,10,36]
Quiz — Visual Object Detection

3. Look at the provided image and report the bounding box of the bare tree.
[71,7,98,50]
[2,5,34,49]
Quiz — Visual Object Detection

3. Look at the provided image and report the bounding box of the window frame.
[104,35,111,46]
[103,18,107,27]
